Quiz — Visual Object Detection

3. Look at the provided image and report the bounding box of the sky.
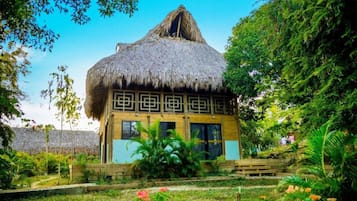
[11,0,261,131]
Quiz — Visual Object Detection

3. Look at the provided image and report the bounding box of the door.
[190,123,222,160]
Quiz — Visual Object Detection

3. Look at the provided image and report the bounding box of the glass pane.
[207,125,221,140]
[208,142,222,160]
[122,121,140,139]
[193,143,206,160]
[190,124,205,140]
[130,121,140,138]
[160,122,176,138]
[122,121,131,139]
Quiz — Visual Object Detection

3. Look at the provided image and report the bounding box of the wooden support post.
[177,14,182,37]
[236,193,241,201]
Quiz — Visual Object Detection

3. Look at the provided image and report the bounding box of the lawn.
[12,187,276,201]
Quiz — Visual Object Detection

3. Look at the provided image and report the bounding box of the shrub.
[131,120,202,179]
[73,153,95,182]
[0,149,16,189]
[276,122,357,200]
[14,151,38,177]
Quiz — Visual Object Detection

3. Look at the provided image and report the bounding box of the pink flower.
[136,190,150,201]
[160,187,168,192]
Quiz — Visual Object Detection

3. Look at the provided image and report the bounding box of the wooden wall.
[111,112,239,141]
[98,88,240,163]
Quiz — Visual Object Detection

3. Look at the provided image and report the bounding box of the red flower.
[160,187,168,192]
[136,190,150,201]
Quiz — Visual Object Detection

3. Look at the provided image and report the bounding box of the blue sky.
[14,0,261,130]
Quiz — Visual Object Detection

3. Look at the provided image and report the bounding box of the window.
[160,122,176,138]
[122,121,140,139]
[190,123,222,160]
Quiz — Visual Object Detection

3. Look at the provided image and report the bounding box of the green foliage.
[0,43,29,149]
[13,151,38,177]
[131,120,202,179]
[0,0,138,150]
[73,153,95,182]
[225,0,357,135]
[277,122,357,200]
[0,0,138,51]
[34,152,69,176]
[0,149,16,189]
[207,155,225,175]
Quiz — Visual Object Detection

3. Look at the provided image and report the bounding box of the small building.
[84,6,241,163]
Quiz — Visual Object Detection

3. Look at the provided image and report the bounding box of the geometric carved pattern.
[213,96,235,114]
[113,91,135,111]
[213,97,225,114]
[112,90,235,115]
[139,92,160,112]
[188,95,210,113]
[164,94,184,113]
[226,98,235,114]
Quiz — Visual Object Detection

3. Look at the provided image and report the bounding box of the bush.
[34,152,70,177]
[74,153,95,182]
[14,151,38,177]
[0,149,16,189]
[131,120,202,179]
[276,122,357,200]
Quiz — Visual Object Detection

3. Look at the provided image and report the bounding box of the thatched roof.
[85,5,227,119]
[10,128,98,155]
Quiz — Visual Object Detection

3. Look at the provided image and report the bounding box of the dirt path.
[31,175,58,189]
[122,185,276,193]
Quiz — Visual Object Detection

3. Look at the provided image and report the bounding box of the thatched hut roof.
[85,5,228,119]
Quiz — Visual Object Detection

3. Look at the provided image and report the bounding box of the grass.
[12,187,277,201]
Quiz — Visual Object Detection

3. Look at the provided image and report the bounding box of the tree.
[36,124,55,175]
[0,0,138,150]
[225,0,357,134]
[41,65,81,180]
[0,44,29,149]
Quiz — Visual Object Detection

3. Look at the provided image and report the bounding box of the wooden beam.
[176,14,182,38]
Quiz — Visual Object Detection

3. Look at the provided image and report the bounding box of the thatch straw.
[146,5,206,43]
[85,5,227,119]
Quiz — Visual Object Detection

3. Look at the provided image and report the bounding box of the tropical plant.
[225,0,357,135]
[169,129,202,177]
[277,122,357,200]
[0,149,16,189]
[131,120,202,179]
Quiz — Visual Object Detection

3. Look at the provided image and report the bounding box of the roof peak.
[145,5,206,43]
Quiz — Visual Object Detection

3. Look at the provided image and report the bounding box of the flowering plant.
[135,187,169,201]
[280,185,321,201]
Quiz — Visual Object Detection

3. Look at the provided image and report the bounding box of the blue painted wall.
[112,140,141,163]
[225,140,240,160]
